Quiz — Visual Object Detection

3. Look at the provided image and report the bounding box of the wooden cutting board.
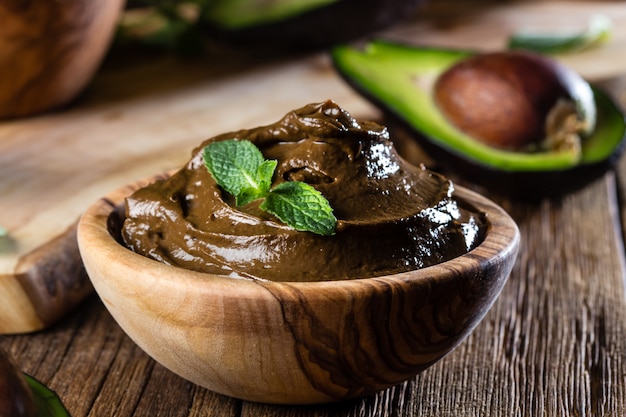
[2,0,625,334]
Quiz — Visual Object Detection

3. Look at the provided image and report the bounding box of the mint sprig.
[203,139,275,205]
[203,139,337,236]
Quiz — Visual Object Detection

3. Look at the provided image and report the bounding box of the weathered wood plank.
[394,176,626,417]
[3,1,626,415]
[2,126,626,417]
[0,50,373,334]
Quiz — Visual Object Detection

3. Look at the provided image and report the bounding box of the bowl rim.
[77,171,520,294]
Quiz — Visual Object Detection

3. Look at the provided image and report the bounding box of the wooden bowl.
[0,0,124,118]
[77,174,520,404]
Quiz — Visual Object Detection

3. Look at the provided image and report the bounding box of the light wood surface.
[2,0,626,333]
[4,0,626,333]
[389,0,626,81]
[2,0,626,414]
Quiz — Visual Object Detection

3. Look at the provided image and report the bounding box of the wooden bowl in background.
[0,0,124,119]
[77,174,519,404]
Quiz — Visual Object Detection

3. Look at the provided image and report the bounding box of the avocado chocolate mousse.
[121,100,487,282]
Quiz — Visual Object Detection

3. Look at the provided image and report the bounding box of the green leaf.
[508,14,612,54]
[260,181,337,236]
[25,374,71,417]
[0,225,6,237]
[257,159,277,195]
[203,139,274,205]
[203,138,337,235]
[236,187,258,206]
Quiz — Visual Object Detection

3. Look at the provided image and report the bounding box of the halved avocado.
[331,40,626,198]
[199,0,424,49]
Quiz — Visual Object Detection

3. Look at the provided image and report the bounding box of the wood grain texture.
[2,178,619,402]
[2,0,626,414]
[2,0,626,334]
[0,0,123,332]
[0,0,123,118]
[0,47,373,334]
[2,172,626,415]
[0,221,93,335]
[76,176,518,404]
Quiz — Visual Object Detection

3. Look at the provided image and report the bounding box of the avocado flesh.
[204,0,337,29]
[331,41,625,173]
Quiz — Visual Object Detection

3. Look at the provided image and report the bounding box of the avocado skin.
[331,41,626,199]
[409,119,626,200]
[200,0,424,49]
[391,85,626,199]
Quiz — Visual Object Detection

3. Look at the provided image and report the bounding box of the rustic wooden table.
[2,1,626,416]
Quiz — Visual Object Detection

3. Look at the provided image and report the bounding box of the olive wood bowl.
[0,0,123,119]
[77,173,520,405]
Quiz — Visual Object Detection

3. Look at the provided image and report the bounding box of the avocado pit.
[433,51,596,155]
[331,41,626,198]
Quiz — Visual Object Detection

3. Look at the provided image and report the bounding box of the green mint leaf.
[236,186,262,206]
[203,138,337,235]
[203,139,274,205]
[260,181,337,236]
[236,160,277,206]
[257,159,277,197]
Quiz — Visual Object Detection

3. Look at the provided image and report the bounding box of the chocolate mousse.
[121,100,487,282]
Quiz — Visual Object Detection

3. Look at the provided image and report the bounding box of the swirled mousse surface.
[121,100,487,282]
